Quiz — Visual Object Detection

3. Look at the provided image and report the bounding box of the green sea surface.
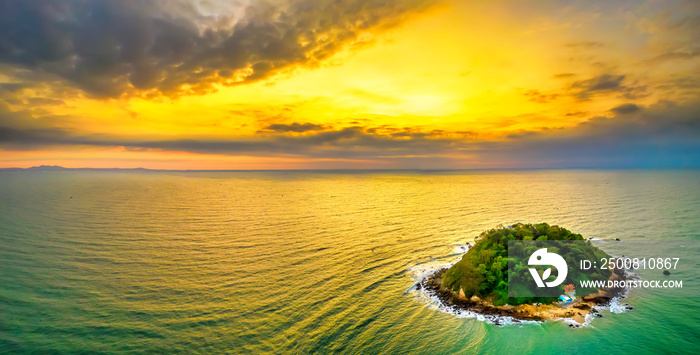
[1,170,699,354]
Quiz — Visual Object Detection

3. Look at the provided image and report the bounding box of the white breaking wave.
[416,287,542,326]
[453,243,471,254]
[406,243,540,326]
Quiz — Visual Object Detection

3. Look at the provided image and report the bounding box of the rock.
[615,238,621,241]
[574,303,591,310]
[582,296,611,304]
[663,270,671,275]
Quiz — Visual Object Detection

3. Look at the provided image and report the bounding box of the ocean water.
[0,170,699,354]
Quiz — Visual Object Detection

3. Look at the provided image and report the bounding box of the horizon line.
[1,165,699,173]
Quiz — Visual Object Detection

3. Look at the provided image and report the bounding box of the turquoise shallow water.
[0,170,699,354]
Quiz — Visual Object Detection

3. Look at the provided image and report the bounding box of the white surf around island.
[406,243,637,328]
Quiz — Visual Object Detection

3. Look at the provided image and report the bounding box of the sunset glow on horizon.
[1,0,699,169]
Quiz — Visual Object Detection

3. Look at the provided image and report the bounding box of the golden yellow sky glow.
[1,0,699,169]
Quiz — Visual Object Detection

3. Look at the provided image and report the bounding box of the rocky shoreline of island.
[418,263,637,327]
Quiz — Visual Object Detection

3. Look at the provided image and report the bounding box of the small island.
[420,223,635,326]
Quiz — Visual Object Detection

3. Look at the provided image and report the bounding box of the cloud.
[570,74,647,100]
[487,102,700,168]
[565,41,604,48]
[0,124,466,159]
[638,9,700,65]
[2,101,699,168]
[259,122,326,133]
[646,49,700,64]
[572,74,625,92]
[0,83,32,93]
[0,126,72,149]
[524,89,558,103]
[610,103,641,115]
[0,0,437,98]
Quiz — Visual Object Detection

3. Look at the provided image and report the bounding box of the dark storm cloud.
[259,122,326,133]
[0,0,436,98]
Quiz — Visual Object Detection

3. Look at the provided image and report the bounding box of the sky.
[0,0,699,169]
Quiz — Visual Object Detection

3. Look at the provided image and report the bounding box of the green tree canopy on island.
[443,223,612,306]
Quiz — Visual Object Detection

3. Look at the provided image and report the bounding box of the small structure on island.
[564,284,576,299]
[559,284,576,305]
